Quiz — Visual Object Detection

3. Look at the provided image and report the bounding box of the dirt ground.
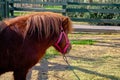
[0,33,120,80]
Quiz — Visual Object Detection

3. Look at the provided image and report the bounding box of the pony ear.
[62,17,73,33]
[62,17,69,26]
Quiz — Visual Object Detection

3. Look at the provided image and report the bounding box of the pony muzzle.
[54,29,72,55]
[54,42,71,54]
[64,44,72,54]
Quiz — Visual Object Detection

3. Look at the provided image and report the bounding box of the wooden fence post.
[9,0,14,17]
[3,0,9,18]
[0,0,4,19]
[62,1,67,16]
[3,0,6,18]
[6,1,9,17]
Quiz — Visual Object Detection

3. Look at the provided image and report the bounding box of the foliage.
[87,6,120,25]
[67,5,120,25]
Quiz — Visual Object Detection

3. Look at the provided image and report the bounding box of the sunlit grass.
[44,5,62,10]
[45,47,59,59]
[45,39,96,59]
[71,39,96,45]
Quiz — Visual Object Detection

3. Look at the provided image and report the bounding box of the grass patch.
[44,39,96,59]
[44,5,62,10]
[45,39,96,59]
[14,11,31,16]
[71,39,96,45]
[45,47,59,59]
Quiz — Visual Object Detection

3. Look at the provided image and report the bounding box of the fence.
[0,0,5,19]
[0,0,120,24]
[67,2,120,24]
[0,0,9,19]
[8,0,66,16]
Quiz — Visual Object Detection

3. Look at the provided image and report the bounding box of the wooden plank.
[14,7,66,13]
[67,8,120,13]
[68,2,120,7]
[73,25,120,33]
[0,2,5,4]
[9,1,67,5]
[67,2,120,23]
[0,1,4,18]
[71,18,120,23]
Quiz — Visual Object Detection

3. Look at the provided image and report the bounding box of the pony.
[0,12,72,80]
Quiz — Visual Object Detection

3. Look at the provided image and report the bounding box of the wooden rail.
[67,2,120,23]
[0,0,120,24]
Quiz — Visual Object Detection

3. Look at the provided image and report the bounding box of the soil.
[0,33,120,80]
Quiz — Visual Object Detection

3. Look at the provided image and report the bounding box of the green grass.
[45,39,96,59]
[14,11,31,16]
[44,5,62,10]
[45,47,59,59]
[71,39,96,45]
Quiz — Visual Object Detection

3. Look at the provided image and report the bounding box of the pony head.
[53,16,72,54]
[3,12,73,55]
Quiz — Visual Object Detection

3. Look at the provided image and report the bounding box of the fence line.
[0,0,120,24]
[67,2,120,23]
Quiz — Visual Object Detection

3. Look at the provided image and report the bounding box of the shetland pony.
[0,12,72,80]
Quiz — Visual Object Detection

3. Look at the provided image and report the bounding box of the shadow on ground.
[27,58,120,80]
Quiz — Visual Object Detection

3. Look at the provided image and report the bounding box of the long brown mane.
[3,12,72,40]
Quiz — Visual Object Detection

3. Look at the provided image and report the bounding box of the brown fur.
[0,12,72,80]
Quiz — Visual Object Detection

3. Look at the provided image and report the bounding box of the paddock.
[0,32,120,80]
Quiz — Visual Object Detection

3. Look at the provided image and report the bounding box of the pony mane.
[3,12,72,40]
